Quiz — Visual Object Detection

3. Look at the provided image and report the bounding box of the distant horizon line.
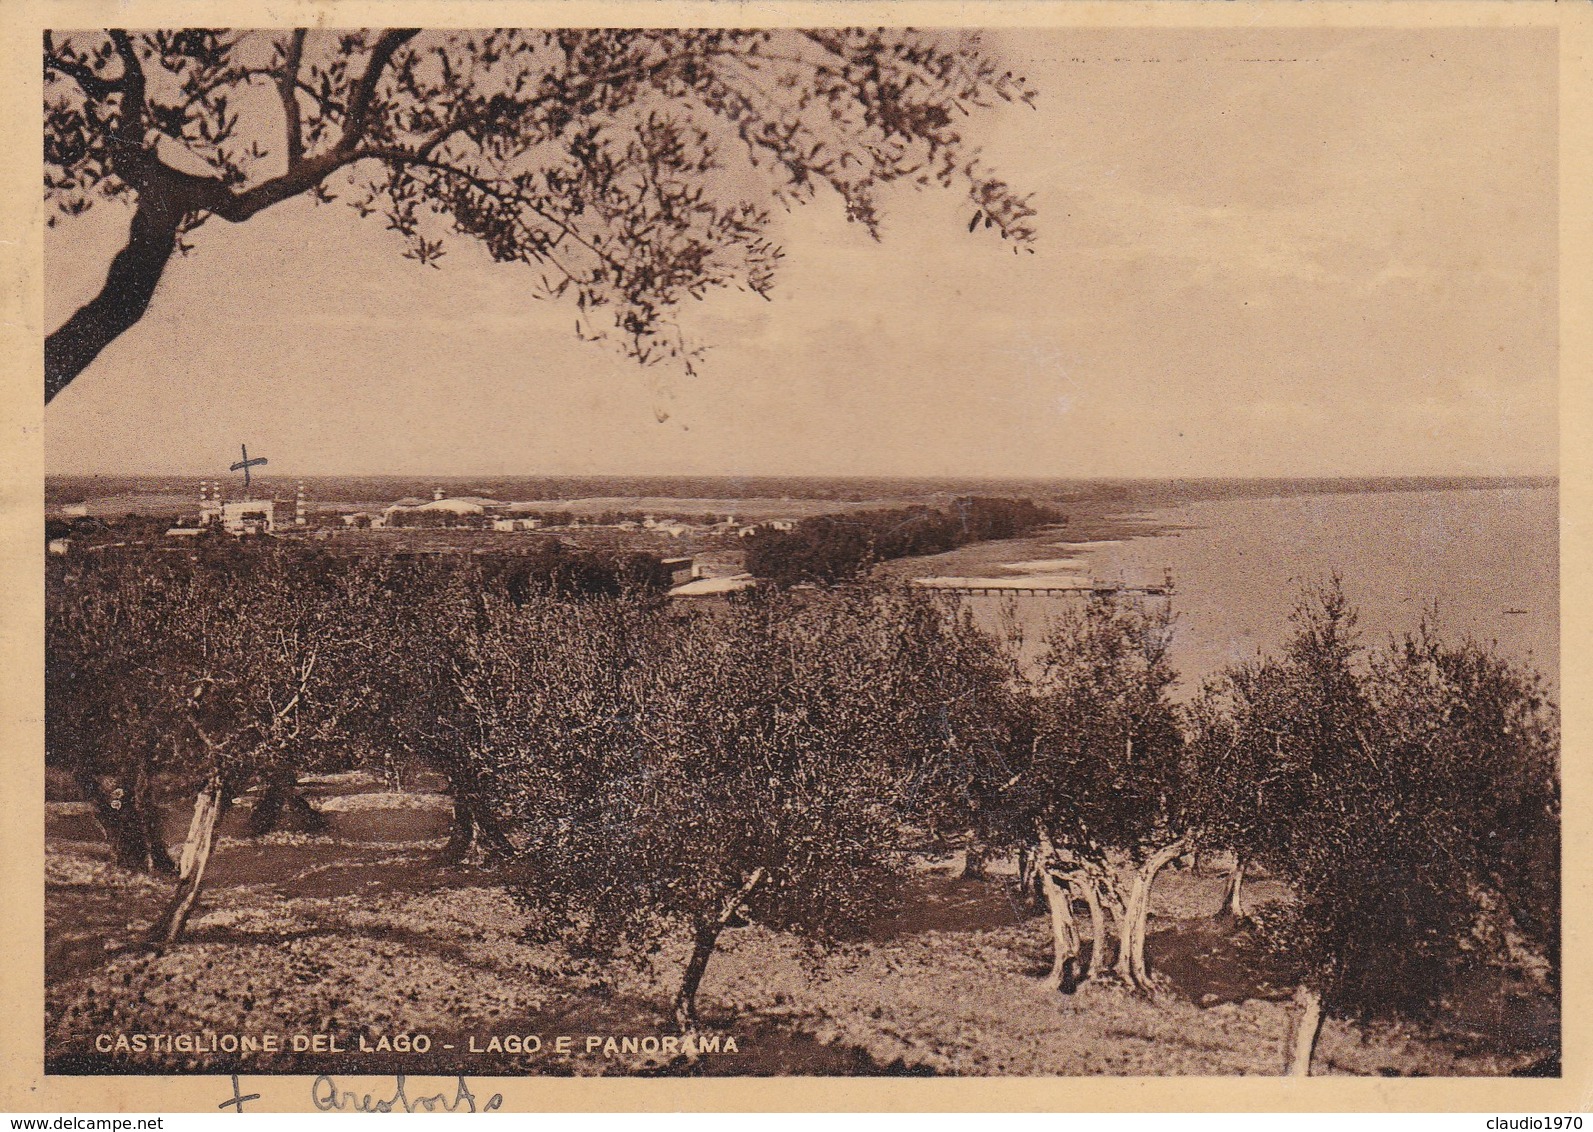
[44,470,1559,484]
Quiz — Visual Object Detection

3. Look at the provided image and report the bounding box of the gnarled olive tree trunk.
[1116,838,1188,992]
[76,767,176,876]
[1015,845,1044,911]
[437,774,516,866]
[246,769,328,836]
[1038,870,1081,993]
[148,775,231,947]
[1073,872,1108,981]
[1033,830,1080,992]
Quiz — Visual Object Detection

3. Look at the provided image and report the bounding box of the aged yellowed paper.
[4,0,1590,1113]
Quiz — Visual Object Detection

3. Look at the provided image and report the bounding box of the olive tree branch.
[43,33,126,100]
[277,29,307,168]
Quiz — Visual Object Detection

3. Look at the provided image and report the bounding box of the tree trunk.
[673,868,765,1031]
[1032,829,1080,992]
[147,777,228,947]
[1220,857,1246,919]
[1113,872,1141,984]
[1038,863,1081,993]
[1094,875,1129,982]
[961,842,986,880]
[438,791,515,865]
[46,194,184,403]
[1108,878,1134,980]
[439,795,479,864]
[247,769,328,836]
[1074,873,1107,981]
[131,768,178,876]
[1016,846,1050,910]
[1122,839,1188,992]
[673,920,722,1031]
[76,768,176,876]
[1287,986,1323,1076]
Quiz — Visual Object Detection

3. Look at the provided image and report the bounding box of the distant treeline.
[482,543,673,596]
[382,508,734,529]
[574,509,738,527]
[383,510,496,529]
[328,539,676,596]
[745,496,1064,584]
[54,537,674,597]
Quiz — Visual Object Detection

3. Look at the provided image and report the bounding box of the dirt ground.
[44,781,1558,1078]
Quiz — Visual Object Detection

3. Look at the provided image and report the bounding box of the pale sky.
[44,28,1558,479]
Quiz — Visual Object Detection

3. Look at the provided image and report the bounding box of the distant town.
[46,473,1077,596]
[46,479,812,595]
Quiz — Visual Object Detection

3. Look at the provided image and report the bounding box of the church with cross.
[199,492,280,536]
[187,444,307,536]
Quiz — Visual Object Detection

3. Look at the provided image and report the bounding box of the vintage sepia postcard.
[2,0,1589,1114]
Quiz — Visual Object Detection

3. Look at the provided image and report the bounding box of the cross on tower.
[229,443,268,497]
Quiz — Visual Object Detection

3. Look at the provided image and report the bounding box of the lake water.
[951,486,1558,700]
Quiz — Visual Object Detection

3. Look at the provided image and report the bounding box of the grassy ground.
[44,784,1556,1078]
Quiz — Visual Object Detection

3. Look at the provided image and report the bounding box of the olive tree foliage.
[43,27,1036,401]
[351,559,528,864]
[352,554,686,865]
[1184,581,1560,1075]
[886,591,1032,869]
[463,584,1010,1029]
[1179,659,1290,923]
[1372,622,1560,984]
[47,551,189,876]
[153,552,398,944]
[47,546,395,945]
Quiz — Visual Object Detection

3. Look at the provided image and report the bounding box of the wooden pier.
[913,578,1175,598]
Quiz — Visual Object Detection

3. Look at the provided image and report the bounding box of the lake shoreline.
[876,506,1181,585]
[910,483,1558,697]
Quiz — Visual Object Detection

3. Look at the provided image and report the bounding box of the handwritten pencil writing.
[311,1075,504,1113]
[217,1075,260,1114]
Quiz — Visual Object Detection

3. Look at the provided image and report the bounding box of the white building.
[492,517,542,532]
[661,557,702,585]
[212,499,281,535]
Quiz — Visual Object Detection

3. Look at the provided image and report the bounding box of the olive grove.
[46,549,1559,1066]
